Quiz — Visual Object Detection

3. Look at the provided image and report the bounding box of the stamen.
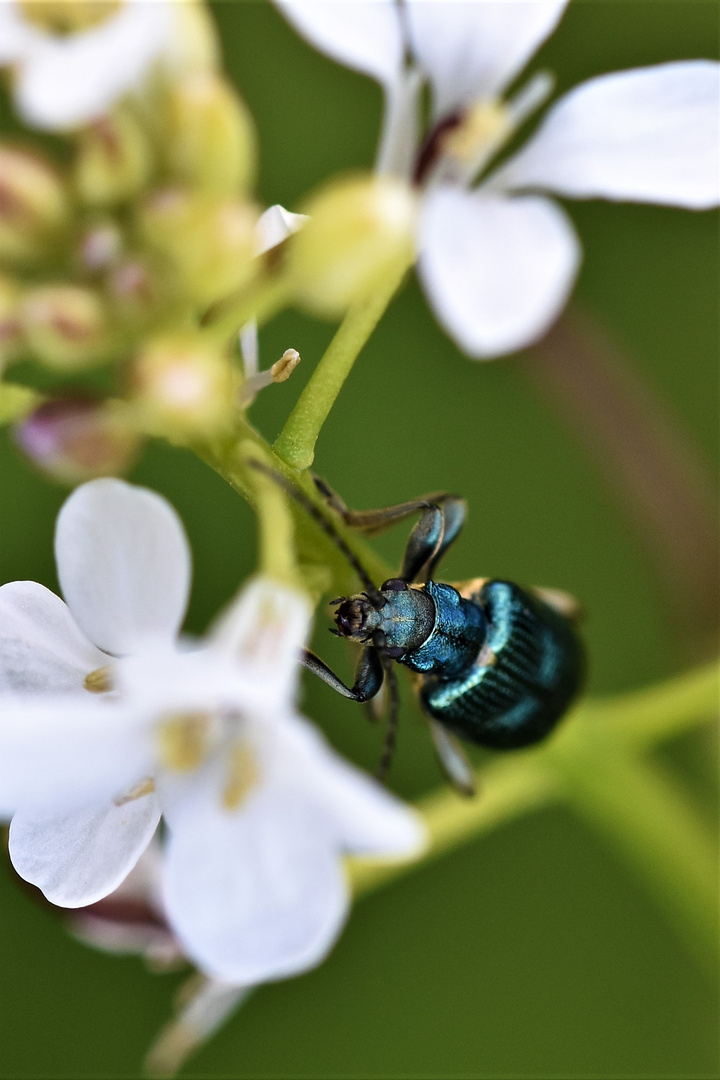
[239,348,301,407]
[158,713,212,772]
[222,741,259,811]
[114,776,155,806]
[84,665,113,693]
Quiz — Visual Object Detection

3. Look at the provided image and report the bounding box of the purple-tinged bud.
[14,396,141,484]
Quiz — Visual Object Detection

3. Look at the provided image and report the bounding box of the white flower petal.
[497,61,720,209]
[9,793,160,908]
[255,205,307,255]
[406,0,569,117]
[211,578,311,710]
[0,698,153,817]
[55,479,191,656]
[0,581,108,695]
[418,187,580,357]
[273,712,426,855]
[0,3,39,63]
[15,0,173,130]
[275,0,403,87]
[160,766,348,984]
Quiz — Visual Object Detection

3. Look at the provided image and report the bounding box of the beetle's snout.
[334,597,372,639]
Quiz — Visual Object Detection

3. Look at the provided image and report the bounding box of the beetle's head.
[332,579,435,659]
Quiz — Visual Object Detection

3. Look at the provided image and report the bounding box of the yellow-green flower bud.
[0,275,25,367]
[164,73,256,196]
[131,334,236,439]
[139,190,258,306]
[286,175,417,317]
[14,395,140,485]
[74,107,153,206]
[21,285,111,370]
[0,147,69,265]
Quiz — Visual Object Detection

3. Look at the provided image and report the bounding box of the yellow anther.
[222,740,259,811]
[84,665,113,693]
[114,776,155,806]
[18,1,122,35]
[442,101,511,166]
[158,713,212,773]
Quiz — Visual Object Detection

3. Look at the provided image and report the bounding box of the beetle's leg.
[375,659,399,781]
[313,475,458,537]
[301,646,384,703]
[399,498,467,582]
[428,718,476,797]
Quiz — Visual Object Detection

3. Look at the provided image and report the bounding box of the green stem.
[348,754,558,897]
[558,752,718,975]
[274,262,408,470]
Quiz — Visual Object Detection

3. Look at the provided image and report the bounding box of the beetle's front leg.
[301,645,384,703]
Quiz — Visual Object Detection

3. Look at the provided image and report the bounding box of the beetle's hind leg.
[313,475,466,583]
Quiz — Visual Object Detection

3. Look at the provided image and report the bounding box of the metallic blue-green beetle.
[299,482,585,795]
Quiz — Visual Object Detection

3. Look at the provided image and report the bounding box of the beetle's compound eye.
[384,645,405,659]
[381,578,408,591]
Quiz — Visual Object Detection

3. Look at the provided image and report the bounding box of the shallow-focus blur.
[0,2,717,1077]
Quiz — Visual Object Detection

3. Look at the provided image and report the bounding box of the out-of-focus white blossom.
[277,0,720,357]
[0,478,425,984]
[0,0,175,130]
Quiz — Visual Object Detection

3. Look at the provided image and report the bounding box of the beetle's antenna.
[246,459,384,604]
[375,659,399,781]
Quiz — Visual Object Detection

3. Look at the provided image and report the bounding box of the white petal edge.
[418,187,581,358]
[210,578,311,710]
[0,581,108,695]
[255,204,307,255]
[15,0,173,131]
[0,698,154,817]
[406,0,569,117]
[275,0,403,87]
[271,711,426,856]
[9,793,160,908]
[55,479,191,656]
[160,766,349,984]
[496,61,720,209]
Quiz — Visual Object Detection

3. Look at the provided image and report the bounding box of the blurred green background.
[0,2,717,1076]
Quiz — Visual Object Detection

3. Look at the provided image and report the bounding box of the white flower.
[0,0,175,130]
[0,478,425,983]
[276,1,720,357]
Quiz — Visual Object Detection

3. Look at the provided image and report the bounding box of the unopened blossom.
[277,0,720,357]
[0,0,175,131]
[0,478,424,983]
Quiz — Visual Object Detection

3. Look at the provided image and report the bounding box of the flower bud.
[139,190,258,306]
[0,275,25,366]
[131,334,236,439]
[74,108,153,206]
[164,73,256,196]
[0,147,69,265]
[21,285,111,370]
[14,396,141,484]
[286,175,417,317]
